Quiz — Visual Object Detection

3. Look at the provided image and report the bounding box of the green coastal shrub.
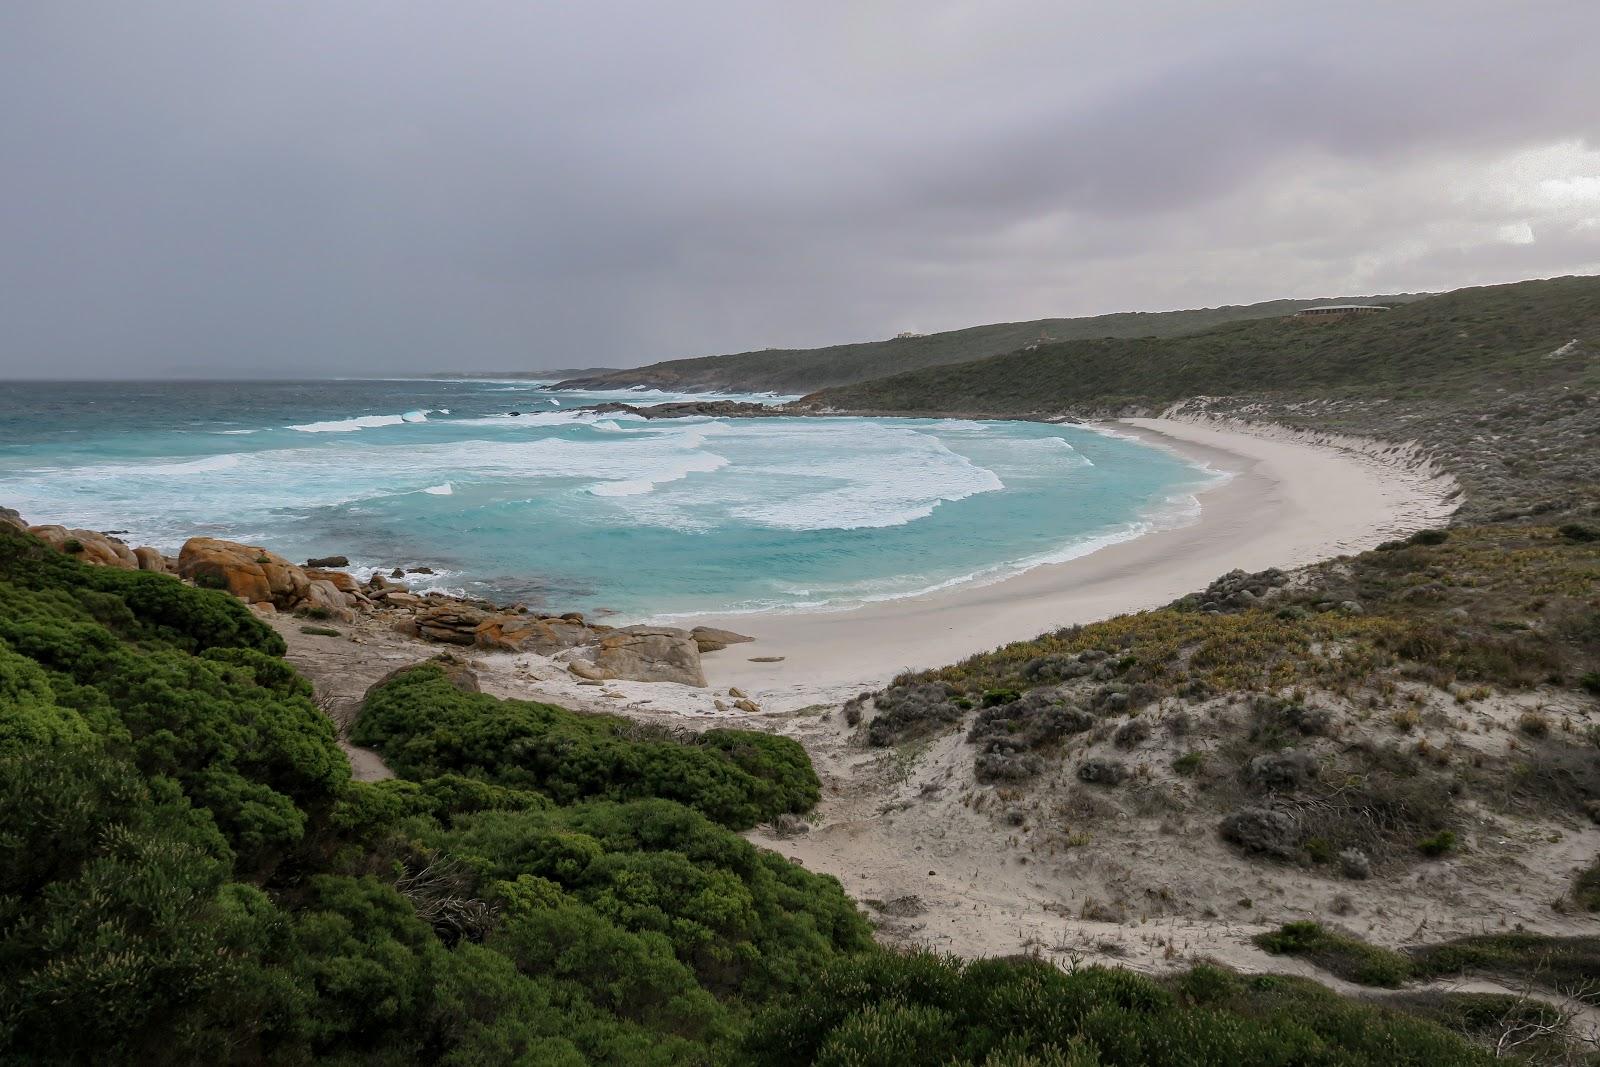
[1408,933,1600,994]
[0,522,1511,1064]
[1416,830,1457,857]
[0,523,866,1062]
[0,524,281,655]
[1254,922,1415,987]
[1572,856,1600,912]
[353,663,817,828]
[742,951,1489,1065]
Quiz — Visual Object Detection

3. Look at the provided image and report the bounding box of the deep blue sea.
[0,380,1218,619]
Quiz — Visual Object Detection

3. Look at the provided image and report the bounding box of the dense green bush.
[1254,922,1415,988]
[353,662,818,828]
[429,798,871,999]
[0,526,863,1062]
[1408,933,1600,994]
[742,951,1490,1065]
[1574,856,1600,911]
[0,525,282,655]
[0,525,1517,1064]
[0,744,287,1061]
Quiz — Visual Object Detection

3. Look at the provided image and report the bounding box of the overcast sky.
[2,2,1598,378]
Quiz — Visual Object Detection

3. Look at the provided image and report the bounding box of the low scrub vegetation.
[743,952,1492,1065]
[874,526,1600,865]
[925,525,1600,702]
[0,523,1518,1063]
[808,276,1600,415]
[0,525,864,1062]
[353,662,818,829]
[1255,922,1414,988]
[1572,856,1600,912]
[1255,922,1600,1006]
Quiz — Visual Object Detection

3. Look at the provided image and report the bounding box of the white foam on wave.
[54,452,246,480]
[585,450,729,497]
[161,454,245,474]
[289,410,437,433]
[16,404,1219,619]
[977,434,1095,473]
[720,422,1005,530]
[347,562,466,597]
[653,484,1216,621]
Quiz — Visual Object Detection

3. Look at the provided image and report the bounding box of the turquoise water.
[0,380,1218,619]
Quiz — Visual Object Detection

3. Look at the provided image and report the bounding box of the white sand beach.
[673,416,1460,709]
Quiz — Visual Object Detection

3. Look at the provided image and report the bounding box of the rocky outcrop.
[474,615,596,654]
[304,568,364,596]
[588,625,706,686]
[411,604,489,645]
[302,579,355,622]
[28,525,139,569]
[132,546,169,572]
[397,605,722,687]
[690,626,755,653]
[11,509,726,689]
[178,537,311,607]
[176,536,364,619]
[306,555,349,568]
[587,400,779,420]
[9,512,178,576]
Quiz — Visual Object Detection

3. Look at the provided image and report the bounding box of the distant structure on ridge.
[1293,304,1390,320]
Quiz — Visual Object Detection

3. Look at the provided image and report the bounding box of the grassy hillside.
[556,294,1424,394]
[806,276,1600,414]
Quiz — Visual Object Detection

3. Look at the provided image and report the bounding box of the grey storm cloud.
[1,1,1598,378]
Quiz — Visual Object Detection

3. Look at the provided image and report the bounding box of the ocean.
[0,379,1220,620]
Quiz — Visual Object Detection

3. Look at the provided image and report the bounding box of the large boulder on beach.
[412,603,489,645]
[0,507,26,532]
[132,546,169,573]
[29,525,139,569]
[302,579,355,622]
[474,614,595,654]
[690,626,755,653]
[304,568,362,595]
[177,536,310,607]
[589,625,706,687]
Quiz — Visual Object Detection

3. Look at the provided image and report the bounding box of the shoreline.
[669,416,1459,709]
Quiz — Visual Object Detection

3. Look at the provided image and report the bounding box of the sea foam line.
[289,410,434,433]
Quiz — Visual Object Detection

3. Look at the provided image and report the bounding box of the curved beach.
[676,416,1460,707]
